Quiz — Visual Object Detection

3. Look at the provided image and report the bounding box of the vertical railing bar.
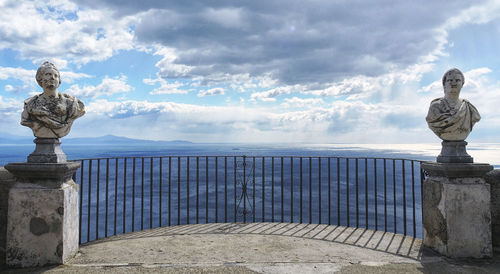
[123,158,127,233]
[225,157,227,223]
[272,157,275,222]
[88,159,92,241]
[393,159,397,234]
[253,157,256,223]
[280,157,284,223]
[374,158,378,230]
[262,157,265,222]
[328,157,331,225]
[355,158,359,228]
[319,157,322,224]
[168,157,171,227]
[364,158,368,229]
[412,160,416,237]
[337,158,340,226]
[141,158,144,230]
[79,160,84,243]
[150,157,153,229]
[290,157,293,223]
[300,157,303,223]
[384,159,387,232]
[114,158,118,235]
[346,158,349,227]
[244,156,247,224]
[309,157,312,224]
[177,157,181,225]
[105,159,109,238]
[187,157,190,224]
[215,157,218,223]
[159,157,163,228]
[132,158,136,231]
[402,160,407,236]
[205,156,209,224]
[197,156,200,224]
[168,156,172,226]
[234,156,237,222]
[96,159,100,239]
[420,162,425,238]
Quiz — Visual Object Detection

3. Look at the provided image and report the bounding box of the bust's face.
[40,67,60,90]
[444,72,463,97]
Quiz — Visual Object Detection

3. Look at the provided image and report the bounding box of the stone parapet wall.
[0,167,16,266]
[485,169,500,251]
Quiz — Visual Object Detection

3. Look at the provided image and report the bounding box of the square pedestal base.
[423,176,492,258]
[6,182,79,267]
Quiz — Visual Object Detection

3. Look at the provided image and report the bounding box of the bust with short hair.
[425,68,480,141]
[21,62,85,138]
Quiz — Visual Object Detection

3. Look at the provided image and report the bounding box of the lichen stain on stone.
[423,179,447,244]
[30,217,49,236]
[57,207,64,215]
[56,242,63,257]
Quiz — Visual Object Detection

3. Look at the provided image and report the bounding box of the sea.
[2,142,499,243]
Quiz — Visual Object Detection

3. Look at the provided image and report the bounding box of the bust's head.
[36,61,61,90]
[442,68,464,98]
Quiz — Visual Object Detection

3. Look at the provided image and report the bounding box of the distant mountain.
[0,134,193,146]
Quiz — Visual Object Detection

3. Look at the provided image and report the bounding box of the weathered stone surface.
[21,62,85,139]
[425,68,480,141]
[4,161,80,188]
[422,162,493,178]
[485,169,500,251]
[423,175,492,258]
[27,138,66,163]
[0,167,17,267]
[436,141,473,163]
[6,181,79,267]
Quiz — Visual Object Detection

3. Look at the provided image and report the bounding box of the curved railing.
[72,156,424,244]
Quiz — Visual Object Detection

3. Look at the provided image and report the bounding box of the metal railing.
[73,156,424,244]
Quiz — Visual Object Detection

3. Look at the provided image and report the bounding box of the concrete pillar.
[485,169,500,252]
[4,162,79,267]
[421,162,493,258]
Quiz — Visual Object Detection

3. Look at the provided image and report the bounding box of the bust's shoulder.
[429,97,445,107]
[24,94,40,105]
[60,93,75,100]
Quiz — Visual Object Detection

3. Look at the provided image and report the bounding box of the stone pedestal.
[422,162,493,258]
[4,162,79,267]
[437,141,473,163]
[27,138,66,163]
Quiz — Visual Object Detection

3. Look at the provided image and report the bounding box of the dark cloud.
[75,0,478,85]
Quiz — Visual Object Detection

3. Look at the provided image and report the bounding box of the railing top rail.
[71,155,426,163]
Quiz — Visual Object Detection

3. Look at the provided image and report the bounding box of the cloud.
[281,97,324,108]
[144,77,188,95]
[0,0,135,64]
[66,75,131,98]
[197,87,225,97]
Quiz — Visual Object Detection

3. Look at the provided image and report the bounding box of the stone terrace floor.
[3,222,500,273]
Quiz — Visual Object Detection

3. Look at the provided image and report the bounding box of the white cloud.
[66,75,131,98]
[197,87,225,97]
[281,97,324,108]
[145,77,188,95]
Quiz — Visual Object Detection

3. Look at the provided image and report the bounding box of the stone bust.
[21,62,85,138]
[425,68,480,141]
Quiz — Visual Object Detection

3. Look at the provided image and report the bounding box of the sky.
[1,0,500,144]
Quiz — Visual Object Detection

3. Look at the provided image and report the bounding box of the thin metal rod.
[280,157,284,223]
[337,158,340,226]
[300,157,303,223]
[402,160,407,236]
[328,158,331,225]
[123,158,127,233]
[374,158,378,230]
[206,156,209,224]
[141,158,144,230]
[412,160,416,237]
[159,157,162,227]
[272,157,274,222]
[79,160,84,243]
[234,156,237,222]
[244,156,247,223]
[114,158,118,235]
[262,157,265,222]
[88,159,92,241]
[393,159,397,234]
[253,157,256,223]
[178,157,181,225]
[319,157,322,224]
[309,157,312,224]
[132,158,135,231]
[384,159,387,232]
[197,157,200,224]
[168,157,171,226]
[187,157,190,224]
[355,158,359,228]
[215,157,218,223]
[225,157,228,223]
[105,159,109,237]
[290,157,293,223]
[346,158,349,227]
[365,158,368,229]
[150,157,153,228]
[96,159,100,239]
